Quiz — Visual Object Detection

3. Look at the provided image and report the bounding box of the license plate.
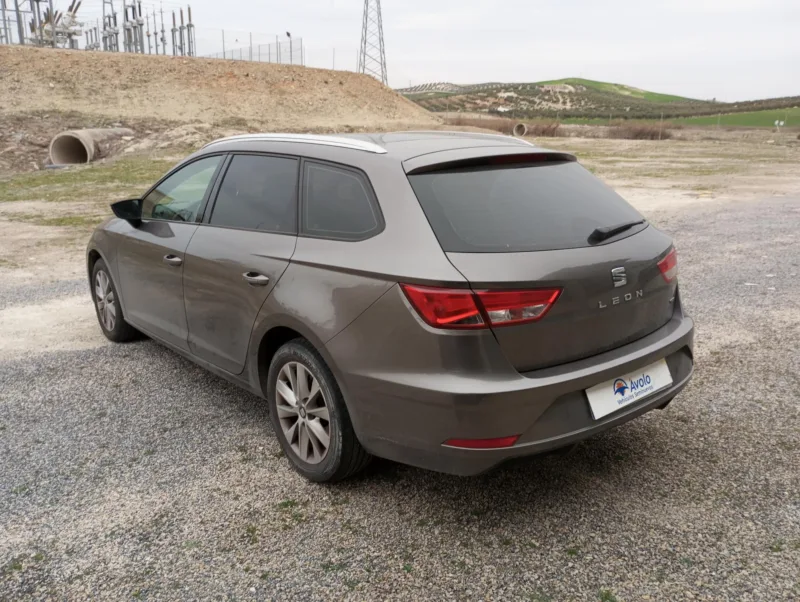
[585,358,673,420]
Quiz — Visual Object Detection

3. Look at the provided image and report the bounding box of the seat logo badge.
[611,267,627,288]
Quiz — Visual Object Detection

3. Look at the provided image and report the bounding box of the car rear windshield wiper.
[587,219,646,244]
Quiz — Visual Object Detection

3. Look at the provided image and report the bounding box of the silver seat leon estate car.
[87,132,694,482]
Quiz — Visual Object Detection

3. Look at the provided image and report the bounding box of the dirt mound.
[0,46,437,130]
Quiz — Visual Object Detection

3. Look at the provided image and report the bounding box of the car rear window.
[408,161,644,253]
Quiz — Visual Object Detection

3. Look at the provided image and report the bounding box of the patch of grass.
[182,540,200,550]
[528,591,553,602]
[321,560,347,573]
[501,537,513,546]
[769,540,784,552]
[343,577,360,590]
[11,484,30,495]
[402,563,413,573]
[0,158,174,204]
[277,499,298,510]
[598,589,618,602]
[2,554,27,575]
[674,107,800,127]
[245,525,258,545]
[32,552,45,562]
[565,546,580,557]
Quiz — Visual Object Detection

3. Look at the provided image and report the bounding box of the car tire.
[267,339,371,483]
[91,258,139,343]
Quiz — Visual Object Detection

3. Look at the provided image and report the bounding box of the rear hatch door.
[406,151,677,372]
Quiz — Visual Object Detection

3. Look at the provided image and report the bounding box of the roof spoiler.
[404,148,577,175]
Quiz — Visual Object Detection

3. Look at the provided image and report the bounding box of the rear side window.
[302,161,382,241]
[408,161,644,253]
[210,155,299,233]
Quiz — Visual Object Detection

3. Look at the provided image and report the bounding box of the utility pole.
[13,0,24,44]
[170,9,176,55]
[136,1,144,52]
[159,6,165,54]
[186,4,194,56]
[48,0,55,46]
[0,0,9,45]
[178,7,184,56]
[145,11,150,53]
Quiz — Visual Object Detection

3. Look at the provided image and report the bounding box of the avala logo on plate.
[612,378,628,397]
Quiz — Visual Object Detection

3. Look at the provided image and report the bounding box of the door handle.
[242,272,270,286]
[163,254,183,267]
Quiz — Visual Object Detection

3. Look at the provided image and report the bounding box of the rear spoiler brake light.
[405,151,577,175]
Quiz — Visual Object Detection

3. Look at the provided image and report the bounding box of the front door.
[183,153,299,374]
[117,155,224,349]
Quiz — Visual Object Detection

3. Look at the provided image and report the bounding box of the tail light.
[658,248,678,282]
[400,284,562,330]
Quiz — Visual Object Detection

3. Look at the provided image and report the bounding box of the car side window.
[209,155,299,233]
[301,161,382,241]
[141,155,222,222]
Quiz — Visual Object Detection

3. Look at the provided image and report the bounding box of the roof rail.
[392,130,536,147]
[202,133,387,154]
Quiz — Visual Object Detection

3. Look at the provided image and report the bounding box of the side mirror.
[111,198,142,227]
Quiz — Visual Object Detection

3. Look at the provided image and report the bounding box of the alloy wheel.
[276,361,331,464]
[95,270,116,332]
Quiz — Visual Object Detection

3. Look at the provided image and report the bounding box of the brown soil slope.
[0,46,437,130]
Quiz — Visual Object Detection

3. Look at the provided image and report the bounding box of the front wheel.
[267,339,371,482]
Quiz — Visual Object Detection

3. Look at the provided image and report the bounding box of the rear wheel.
[91,259,139,343]
[267,339,371,482]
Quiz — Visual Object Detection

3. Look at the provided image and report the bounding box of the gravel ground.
[0,278,85,310]
[1,195,799,601]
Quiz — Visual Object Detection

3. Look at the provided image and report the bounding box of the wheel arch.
[248,315,348,403]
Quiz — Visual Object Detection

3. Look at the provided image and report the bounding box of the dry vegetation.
[0,45,438,130]
[446,116,565,137]
[606,124,673,140]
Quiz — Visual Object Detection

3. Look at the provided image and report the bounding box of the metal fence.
[205,38,304,66]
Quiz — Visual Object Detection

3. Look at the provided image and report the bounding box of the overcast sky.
[78,0,798,101]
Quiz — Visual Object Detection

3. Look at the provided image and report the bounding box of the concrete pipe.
[512,123,528,137]
[49,128,134,165]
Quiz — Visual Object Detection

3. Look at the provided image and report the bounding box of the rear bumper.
[326,287,694,476]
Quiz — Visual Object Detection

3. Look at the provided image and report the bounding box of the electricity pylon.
[357,0,387,85]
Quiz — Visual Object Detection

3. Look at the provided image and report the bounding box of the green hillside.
[535,78,696,103]
[399,79,800,122]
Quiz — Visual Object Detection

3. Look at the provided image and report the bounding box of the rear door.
[183,153,299,374]
[407,155,678,372]
[116,155,224,350]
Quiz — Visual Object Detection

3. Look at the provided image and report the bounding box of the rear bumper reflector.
[443,435,521,449]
